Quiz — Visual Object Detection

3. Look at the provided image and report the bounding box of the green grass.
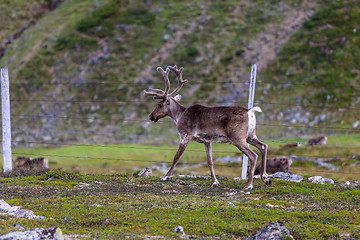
[0,172,359,239]
[3,134,359,181]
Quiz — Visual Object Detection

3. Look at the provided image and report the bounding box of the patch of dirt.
[245,1,317,71]
[134,7,208,84]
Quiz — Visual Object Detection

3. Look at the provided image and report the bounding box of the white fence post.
[1,68,12,173]
[241,64,257,180]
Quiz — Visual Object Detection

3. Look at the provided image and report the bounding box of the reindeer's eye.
[158,103,163,107]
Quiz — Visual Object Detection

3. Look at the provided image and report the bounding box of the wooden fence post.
[241,64,257,180]
[1,68,12,173]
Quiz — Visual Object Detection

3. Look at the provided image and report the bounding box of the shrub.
[39,170,78,181]
[77,3,118,32]
[120,7,156,27]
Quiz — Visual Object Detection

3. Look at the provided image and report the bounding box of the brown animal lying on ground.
[308,136,327,146]
[281,143,300,148]
[254,156,292,175]
[15,156,49,170]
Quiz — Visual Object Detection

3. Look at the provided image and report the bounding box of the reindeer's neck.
[168,100,186,124]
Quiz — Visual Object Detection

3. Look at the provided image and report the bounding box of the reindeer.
[254,156,292,175]
[308,136,327,146]
[144,65,271,190]
[15,156,49,170]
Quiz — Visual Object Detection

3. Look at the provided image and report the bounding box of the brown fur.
[254,157,292,175]
[308,136,327,146]
[15,156,49,170]
[145,65,270,190]
[282,143,299,148]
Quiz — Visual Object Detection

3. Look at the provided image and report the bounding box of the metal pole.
[241,64,257,180]
[1,68,12,173]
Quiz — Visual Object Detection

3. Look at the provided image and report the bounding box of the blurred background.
[0,0,359,179]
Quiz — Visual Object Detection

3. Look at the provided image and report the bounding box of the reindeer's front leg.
[162,143,188,181]
[204,142,219,187]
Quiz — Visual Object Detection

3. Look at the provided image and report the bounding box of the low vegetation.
[1,136,359,238]
[0,170,359,239]
[3,134,359,181]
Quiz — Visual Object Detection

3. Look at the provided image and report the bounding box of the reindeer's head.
[144,65,187,122]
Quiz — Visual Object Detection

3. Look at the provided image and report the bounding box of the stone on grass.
[0,200,45,219]
[308,176,325,184]
[248,221,294,240]
[174,226,185,235]
[268,172,303,182]
[340,181,351,187]
[13,224,24,231]
[138,168,152,177]
[0,227,63,240]
[324,178,335,185]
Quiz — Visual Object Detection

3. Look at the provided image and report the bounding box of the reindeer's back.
[178,105,250,141]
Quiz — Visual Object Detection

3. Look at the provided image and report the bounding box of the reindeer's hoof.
[265,178,272,186]
[211,181,220,187]
[243,184,253,190]
[161,176,171,182]
[262,175,272,186]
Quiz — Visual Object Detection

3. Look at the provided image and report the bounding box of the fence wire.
[4,77,360,179]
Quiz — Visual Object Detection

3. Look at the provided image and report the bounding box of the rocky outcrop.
[268,172,303,182]
[0,200,45,219]
[248,221,294,240]
[0,227,63,240]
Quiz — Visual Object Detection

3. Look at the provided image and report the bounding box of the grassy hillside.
[257,0,360,137]
[0,0,359,146]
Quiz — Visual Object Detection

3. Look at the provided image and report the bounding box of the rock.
[265,203,276,208]
[138,168,152,177]
[0,200,45,219]
[13,224,24,231]
[0,227,64,240]
[341,181,351,187]
[178,175,210,180]
[308,176,325,184]
[324,178,335,185]
[162,34,170,42]
[248,221,294,240]
[268,172,303,182]
[227,201,236,207]
[247,43,254,50]
[174,226,185,235]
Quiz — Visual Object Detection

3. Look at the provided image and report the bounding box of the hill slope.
[0,0,359,146]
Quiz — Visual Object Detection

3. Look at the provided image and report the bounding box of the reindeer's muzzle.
[149,114,158,122]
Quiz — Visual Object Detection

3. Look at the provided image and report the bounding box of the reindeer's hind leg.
[204,142,219,187]
[247,135,271,187]
[231,139,258,190]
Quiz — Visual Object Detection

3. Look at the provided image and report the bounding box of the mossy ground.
[0,171,359,239]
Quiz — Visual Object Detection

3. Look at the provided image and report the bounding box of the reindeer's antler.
[168,65,188,97]
[143,67,170,99]
[144,65,187,99]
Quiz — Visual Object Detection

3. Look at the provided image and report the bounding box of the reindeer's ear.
[174,94,182,101]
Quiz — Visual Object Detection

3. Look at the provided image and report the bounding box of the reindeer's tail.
[249,106,262,113]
